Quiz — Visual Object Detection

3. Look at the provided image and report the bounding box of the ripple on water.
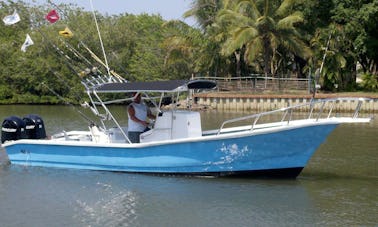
[73,182,139,226]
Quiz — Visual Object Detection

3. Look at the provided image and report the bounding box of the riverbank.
[193,91,378,112]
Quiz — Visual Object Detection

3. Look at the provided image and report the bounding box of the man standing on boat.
[127,93,155,143]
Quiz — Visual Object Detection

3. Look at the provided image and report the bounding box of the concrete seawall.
[193,93,378,113]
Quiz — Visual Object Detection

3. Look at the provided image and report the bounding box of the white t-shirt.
[128,102,148,132]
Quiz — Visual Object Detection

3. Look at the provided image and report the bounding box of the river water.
[0,105,377,226]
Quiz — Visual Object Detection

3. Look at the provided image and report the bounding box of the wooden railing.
[193,76,311,92]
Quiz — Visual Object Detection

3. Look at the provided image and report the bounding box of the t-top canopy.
[91,79,217,93]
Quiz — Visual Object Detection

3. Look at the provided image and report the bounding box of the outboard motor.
[23,114,46,139]
[1,116,27,143]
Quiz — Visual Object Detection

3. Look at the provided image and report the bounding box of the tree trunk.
[234,50,241,77]
[263,38,271,89]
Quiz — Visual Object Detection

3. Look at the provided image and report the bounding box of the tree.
[161,20,200,79]
[184,0,223,31]
[183,0,232,78]
[215,0,311,82]
[323,0,378,90]
[311,25,349,91]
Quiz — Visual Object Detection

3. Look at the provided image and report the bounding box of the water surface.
[0,105,377,226]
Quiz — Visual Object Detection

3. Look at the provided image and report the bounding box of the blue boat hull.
[3,124,338,178]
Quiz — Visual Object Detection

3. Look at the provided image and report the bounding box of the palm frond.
[282,36,312,59]
[277,12,303,30]
[217,9,251,25]
[236,0,261,20]
[234,26,259,45]
[276,0,296,17]
[245,37,263,63]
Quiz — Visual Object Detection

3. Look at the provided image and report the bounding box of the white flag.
[21,34,34,52]
[3,10,21,25]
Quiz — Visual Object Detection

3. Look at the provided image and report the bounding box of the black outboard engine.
[23,114,46,139]
[1,116,27,143]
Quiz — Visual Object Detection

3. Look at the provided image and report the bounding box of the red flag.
[45,9,59,23]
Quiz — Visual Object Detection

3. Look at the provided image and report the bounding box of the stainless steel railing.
[216,97,372,135]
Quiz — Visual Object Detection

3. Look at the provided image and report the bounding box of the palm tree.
[162,20,230,78]
[184,0,223,31]
[184,0,230,78]
[215,0,311,86]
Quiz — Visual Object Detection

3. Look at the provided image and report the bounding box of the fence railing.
[194,75,312,92]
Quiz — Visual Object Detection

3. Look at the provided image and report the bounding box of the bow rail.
[217,97,372,135]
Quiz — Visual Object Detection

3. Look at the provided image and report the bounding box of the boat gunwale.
[1,118,344,149]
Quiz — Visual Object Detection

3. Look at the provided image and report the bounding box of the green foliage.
[0,0,377,105]
[212,0,311,78]
[184,0,223,30]
[360,73,378,91]
[328,0,378,87]
[0,1,194,104]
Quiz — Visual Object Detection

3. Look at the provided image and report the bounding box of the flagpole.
[89,0,111,78]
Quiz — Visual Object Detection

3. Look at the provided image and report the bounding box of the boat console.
[140,110,202,143]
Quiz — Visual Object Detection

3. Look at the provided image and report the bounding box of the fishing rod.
[59,37,101,71]
[46,32,122,85]
[34,26,107,111]
[48,0,116,79]
[37,28,102,84]
[42,47,113,124]
[59,37,127,84]
[55,36,126,85]
[79,41,125,82]
[25,7,89,102]
[89,0,111,77]
[30,22,84,75]
[26,5,111,126]
[28,1,123,81]
[110,51,135,81]
[40,38,110,118]
[38,30,117,117]
[41,82,97,126]
[56,38,113,84]
[47,68,85,102]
